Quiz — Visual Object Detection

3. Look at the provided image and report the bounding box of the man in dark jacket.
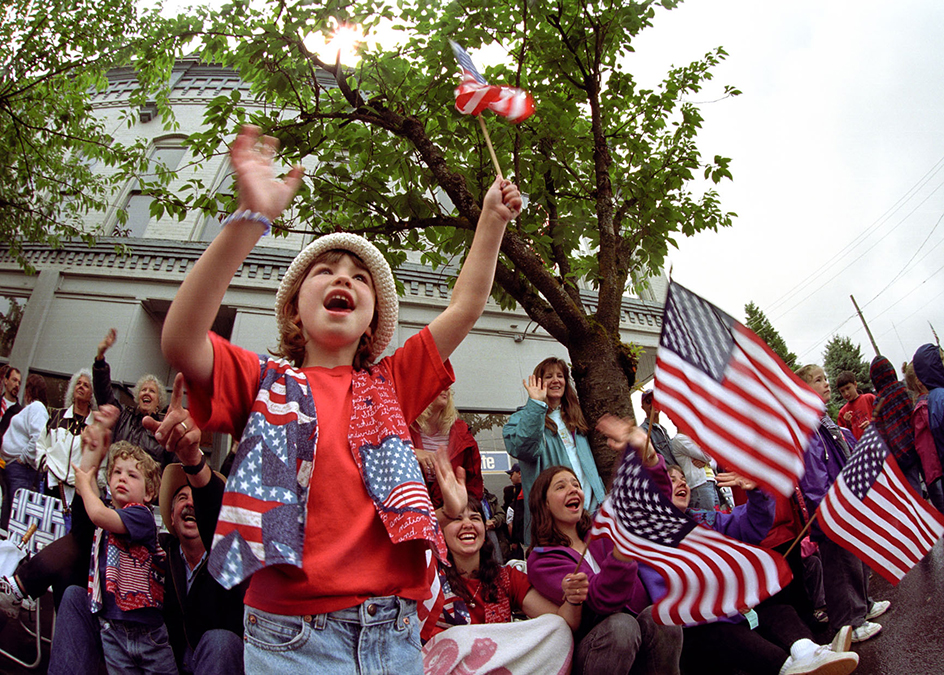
[160,463,245,674]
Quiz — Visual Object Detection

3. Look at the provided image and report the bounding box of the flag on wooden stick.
[654,281,824,497]
[818,425,944,584]
[450,40,535,123]
[590,450,792,625]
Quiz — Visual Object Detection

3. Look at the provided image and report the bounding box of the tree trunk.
[567,328,638,487]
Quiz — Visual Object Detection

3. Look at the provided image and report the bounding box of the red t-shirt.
[190,327,454,615]
[838,393,875,440]
[459,566,532,625]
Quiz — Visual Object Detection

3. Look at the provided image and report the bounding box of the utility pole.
[850,294,880,356]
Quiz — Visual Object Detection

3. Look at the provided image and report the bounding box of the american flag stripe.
[820,466,938,579]
[455,77,501,116]
[592,500,789,625]
[817,427,944,584]
[657,351,807,496]
[382,482,434,511]
[419,550,446,641]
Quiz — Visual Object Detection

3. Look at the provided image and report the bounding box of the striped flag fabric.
[590,451,792,625]
[818,426,944,584]
[654,281,824,497]
[418,549,446,642]
[449,40,535,123]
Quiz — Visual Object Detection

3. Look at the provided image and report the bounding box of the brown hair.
[23,374,47,406]
[532,358,589,435]
[274,250,378,370]
[836,371,857,389]
[106,441,161,503]
[527,465,592,556]
[904,362,927,395]
[441,502,502,604]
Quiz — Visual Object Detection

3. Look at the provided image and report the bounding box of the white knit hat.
[275,232,398,361]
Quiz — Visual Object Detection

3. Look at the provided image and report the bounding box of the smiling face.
[545,469,584,527]
[171,485,200,541]
[73,375,92,407]
[295,252,377,366]
[443,505,486,559]
[541,365,568,408]
[668,467,690,511]
[109,456,153,508]
[136,379,161,416]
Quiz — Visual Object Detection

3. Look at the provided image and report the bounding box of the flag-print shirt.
[189,327,454,615]
[88,502,165,626]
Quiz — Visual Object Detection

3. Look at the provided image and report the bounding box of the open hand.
[432,444,468,519]
[524,375,547,403]
[230,125,305,223]
[97,328,117,358]
[597,414,657,467]
[81,404,120,463]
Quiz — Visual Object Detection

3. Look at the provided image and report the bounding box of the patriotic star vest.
[208,354,448,590]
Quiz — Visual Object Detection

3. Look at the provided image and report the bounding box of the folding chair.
[0,488,67,669]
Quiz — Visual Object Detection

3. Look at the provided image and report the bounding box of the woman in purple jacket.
[526,462,682,675]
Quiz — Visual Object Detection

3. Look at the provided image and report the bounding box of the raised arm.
[92,329,118,407]
[427,178,521,361]
[162,126,303,391]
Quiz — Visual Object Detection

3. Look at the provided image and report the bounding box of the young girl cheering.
[161,125,521,673]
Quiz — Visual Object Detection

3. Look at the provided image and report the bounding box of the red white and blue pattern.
[590,451,791,625]
[209,354,446,590]
[818,426,944,584]
[655,281,824,497]
[450,40,535,123]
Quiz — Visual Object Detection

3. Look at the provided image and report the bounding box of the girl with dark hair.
[503,357,606,545]
[422,497,588,674]
[526,462,682,675]
[1,373,49,527]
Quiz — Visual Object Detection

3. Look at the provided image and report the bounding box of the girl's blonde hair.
[533,357,589,435]
[415,388,458,436]
[795,364,824,385]
[274,250,378,370]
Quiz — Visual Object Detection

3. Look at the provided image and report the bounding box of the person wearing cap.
[640,389,678,466]
[160,124,522,674]
[503,463,525,559]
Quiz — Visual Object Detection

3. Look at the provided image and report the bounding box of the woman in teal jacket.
[502,357,606,545]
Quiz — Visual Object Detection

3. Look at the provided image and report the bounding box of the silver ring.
[179,421,188,432]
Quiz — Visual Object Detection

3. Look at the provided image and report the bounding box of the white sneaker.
[0,576,23,620]
[850,621,882,643]
[780,646,859,675]
[830,626,853,653]
[865,600,890,620]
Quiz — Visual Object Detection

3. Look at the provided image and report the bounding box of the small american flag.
[590,451,791,625]
[449,40,535,123]
[818,426,944,584]
[654,281,824,497]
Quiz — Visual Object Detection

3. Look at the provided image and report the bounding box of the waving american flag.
[450,40,535,123]
[818,426,944,584]
[590,451,791,625]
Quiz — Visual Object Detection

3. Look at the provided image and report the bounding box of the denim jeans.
[182,628,244,675]
[99,617,178,675]
[48,585,102,675]
[243,596,421,675]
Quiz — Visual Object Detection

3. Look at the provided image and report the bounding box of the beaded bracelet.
[221,210,273,236]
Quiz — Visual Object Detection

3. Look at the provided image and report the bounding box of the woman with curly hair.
[38,368,96,505]
[503,357,606,546]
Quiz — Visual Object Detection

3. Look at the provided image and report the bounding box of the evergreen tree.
[822,335,871,411]
[744,302,797,369]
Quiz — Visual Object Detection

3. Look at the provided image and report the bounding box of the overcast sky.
[624,0,944,379]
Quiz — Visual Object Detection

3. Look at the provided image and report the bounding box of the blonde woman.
[410,387,483,510]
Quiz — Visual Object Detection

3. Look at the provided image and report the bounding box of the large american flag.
[654,281,824,497]
[449,40,535,123]
[590,451,792,625]
[818,426,944,584]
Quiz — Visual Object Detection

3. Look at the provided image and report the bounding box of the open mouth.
[565,495,582,511]
[457,531,478,543]
[180,506,197,524]
[324,291,354,311]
